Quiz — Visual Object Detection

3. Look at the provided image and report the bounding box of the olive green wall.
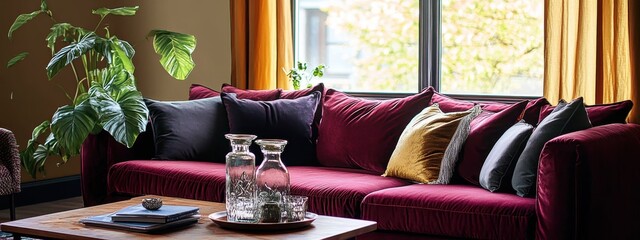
[0,0,231,182]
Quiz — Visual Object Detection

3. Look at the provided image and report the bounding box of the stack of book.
[80,204,200,233]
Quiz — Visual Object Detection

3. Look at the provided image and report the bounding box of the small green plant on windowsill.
[6,1,197,178]
[284,61,325,90]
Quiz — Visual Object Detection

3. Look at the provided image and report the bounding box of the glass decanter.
[225,134,257,222]
[255,139,290,223]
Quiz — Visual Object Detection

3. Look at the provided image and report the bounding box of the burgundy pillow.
[221,83,281,101]
[189,84,220,100]
[280,83,325,139]
[521,98,550,125]
[479,102,512,112]
[430,92,475,112]
[457,100,528,186]
[316,87,434,174]
[539,100,633,126]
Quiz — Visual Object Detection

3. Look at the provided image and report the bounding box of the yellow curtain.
[230,0,294,90]
[544,0,639,123]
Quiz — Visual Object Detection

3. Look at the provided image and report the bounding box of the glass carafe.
[255,139,290,223]
[225,134,257,222]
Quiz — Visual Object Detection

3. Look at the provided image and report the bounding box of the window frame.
[292,0,541,102]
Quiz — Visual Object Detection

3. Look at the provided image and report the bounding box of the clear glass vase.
[255,139,290,223]
[225,134,257,222]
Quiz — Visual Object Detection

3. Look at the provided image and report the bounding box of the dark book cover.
[80,213,198,233]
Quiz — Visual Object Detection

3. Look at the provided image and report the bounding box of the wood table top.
[0,195,377,240]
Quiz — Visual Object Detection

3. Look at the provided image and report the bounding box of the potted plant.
[6,1,197,178]
[284,61,325,90]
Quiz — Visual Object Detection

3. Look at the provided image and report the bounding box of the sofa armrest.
[536,123,640,239]
[80,127,154,206]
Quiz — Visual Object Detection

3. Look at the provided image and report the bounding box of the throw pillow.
[430,92,475,112]
[280,83,325,139]
[512,97,592,197]
[539,100,633,126]
[144,97,229,162]
[456,101,528,186]
[221,83,281,101]
[316,88,434,174]
[383,104,479,183]
[189,84,220,100]
[521,97,550,125]
[221,91,321,166]
[479,120,534,192]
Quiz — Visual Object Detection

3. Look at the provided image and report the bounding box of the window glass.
[296,0,420,93]
[440,0,544,96]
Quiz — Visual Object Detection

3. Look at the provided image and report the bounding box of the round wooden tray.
[209,211,317,231]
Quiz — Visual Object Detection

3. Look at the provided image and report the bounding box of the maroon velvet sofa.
[80,87,640,239]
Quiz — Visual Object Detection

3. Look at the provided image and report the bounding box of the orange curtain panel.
[230,0,294,90]
[544,0,639,123]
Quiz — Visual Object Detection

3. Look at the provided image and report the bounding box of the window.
[294,0,544,97]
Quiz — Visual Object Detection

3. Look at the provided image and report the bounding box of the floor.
[0,196,84,223]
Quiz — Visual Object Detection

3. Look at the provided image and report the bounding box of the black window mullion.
[421,0,440,92]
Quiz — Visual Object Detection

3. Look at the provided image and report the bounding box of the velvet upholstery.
[361,184,536,239]
[188,84,220,100]
[429,92,474,112]
[221,83,281,101]
[457,101,528,185]
[108,160,226,202]
[144,97,229,162]
[222,92,320,166]
[288,166,410,218]
[521,98,550,125]
[317,88,434,174]
[538,100,633,126]
[536,124,640,239]
[280,83,325,139]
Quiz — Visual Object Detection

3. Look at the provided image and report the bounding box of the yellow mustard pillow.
[383,104,475,183]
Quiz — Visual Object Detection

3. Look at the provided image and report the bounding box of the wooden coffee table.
[0,195,377,240]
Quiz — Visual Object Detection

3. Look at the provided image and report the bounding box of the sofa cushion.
[189,84,220,100]
[430,92,474,112]
[280,83,325,139]
[221,83,281,101]
[108,160,226,202]
[479,120,533,192]
[512,97,591,197]
[144,97,229,162]
[457,101,528,186]
[222,92,321,166]
[383,104,479,183]
[522,97,550,125]
[288,166,411,218]
[539,100,633,126]
[317,88,434,174]
[361,184,536,239]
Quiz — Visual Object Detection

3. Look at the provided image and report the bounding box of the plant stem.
[93,16,105,33]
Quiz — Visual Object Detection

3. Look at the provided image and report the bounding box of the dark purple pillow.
[280,83,325,140]
[539,100,633,126]
[521,98,550,125]
[221,92,321,166]
[457,101,528,186]
[144,97,229,162]
[430,92,475,112]
[189,84,220,100]
[316,87,434,174]
[221,83,281,101]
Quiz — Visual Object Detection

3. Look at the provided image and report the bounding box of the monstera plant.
[7,1,197,178]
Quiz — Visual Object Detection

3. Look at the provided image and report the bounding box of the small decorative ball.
[142,198,163,210]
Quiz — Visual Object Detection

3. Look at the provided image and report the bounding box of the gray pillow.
[479,120,533,192]
[144,97,229,162]
[511,97,591,197]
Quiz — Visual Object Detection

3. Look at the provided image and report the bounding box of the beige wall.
[0,0,231,182]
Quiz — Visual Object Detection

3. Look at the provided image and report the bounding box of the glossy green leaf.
[92,6,139,18]
[110,39,134,74]
[50,101,98,156]
[46,32,97,79]
[89,84,148,148]
[8,10,43,39]
[46,23,86,53]
[40,0,48,12]
[149,30,196,80]
[7,52,28,68]
[20,120,50,178]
